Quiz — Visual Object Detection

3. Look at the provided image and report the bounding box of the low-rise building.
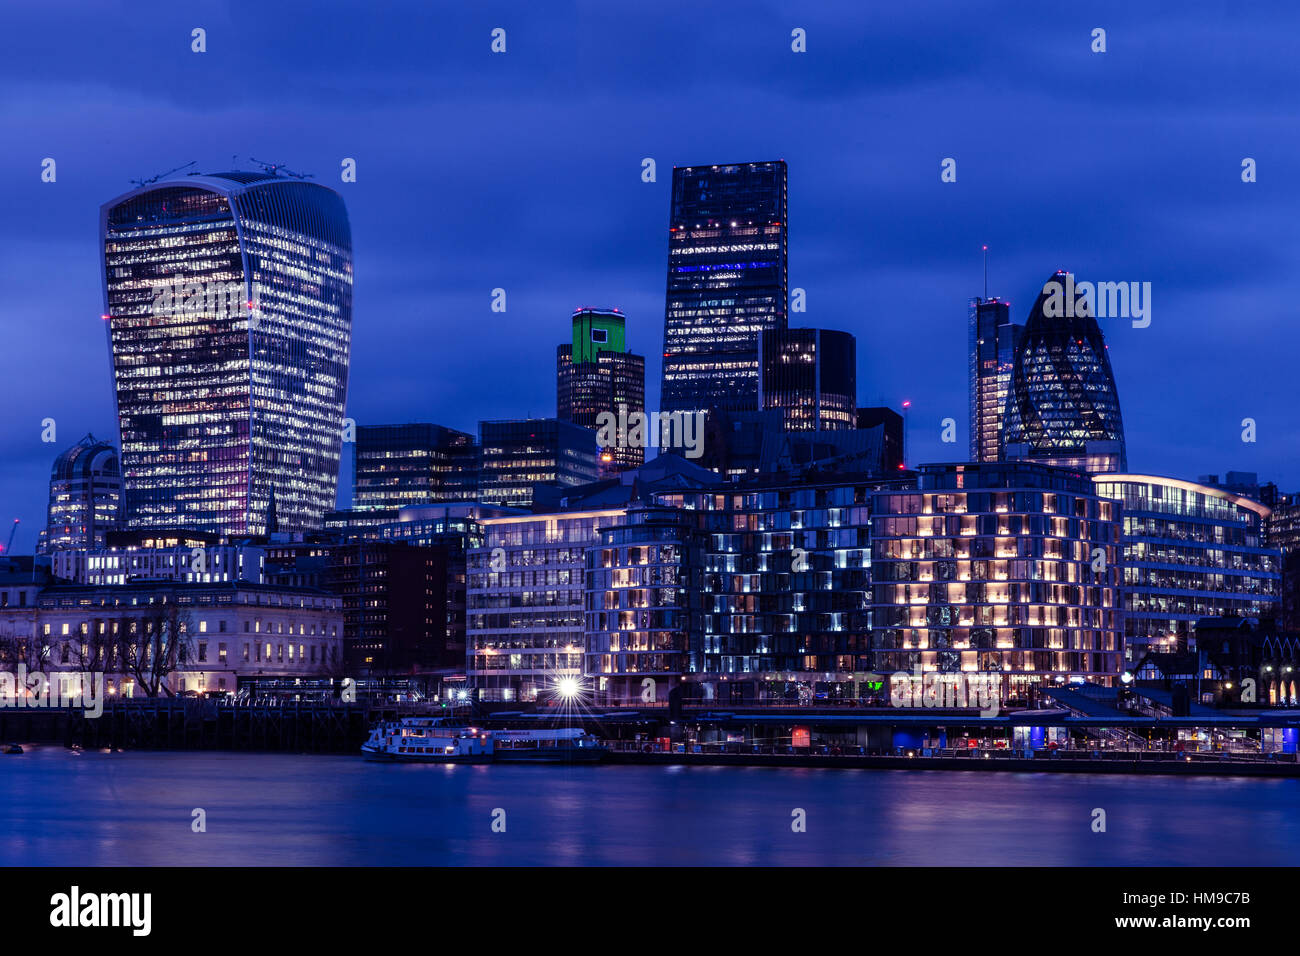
[468,509,626,702]
[52,543,265,586]
[1093,474,1280,661]
[0,580,343,698]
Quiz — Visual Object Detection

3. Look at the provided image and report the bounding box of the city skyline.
[5,3,1300,889]
[4,1,1299,548]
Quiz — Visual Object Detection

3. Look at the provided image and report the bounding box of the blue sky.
[2,0,1297,547]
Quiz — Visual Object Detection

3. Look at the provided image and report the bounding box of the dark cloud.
[0,0,1296,550]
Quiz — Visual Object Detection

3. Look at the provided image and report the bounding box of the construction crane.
[247,157,314,180]
[129,160,197,188]
[1,519,17,555]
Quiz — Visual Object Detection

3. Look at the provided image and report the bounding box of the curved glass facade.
[871,463,1123,685]
[101,173,352,534]
[1093,475,1281,660]
[1003,271,1126,473]
[43,433,121,552]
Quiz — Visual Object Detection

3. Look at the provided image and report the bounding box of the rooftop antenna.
[129,160,196,188]
[247,157,315,180]
[982,244,989,299]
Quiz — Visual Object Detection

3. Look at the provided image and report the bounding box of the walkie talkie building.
[101,171,353,535]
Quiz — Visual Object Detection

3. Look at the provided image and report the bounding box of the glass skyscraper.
[661,161,788,414]
[1002,272,1127,473]
[101,171,353,534]
[968,297,1021,462]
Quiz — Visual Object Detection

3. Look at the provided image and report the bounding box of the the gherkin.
[1002,271,1127,473]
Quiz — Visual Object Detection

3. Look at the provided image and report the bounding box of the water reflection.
[1,748,1296,866]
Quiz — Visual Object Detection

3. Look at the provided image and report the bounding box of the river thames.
[3,747,1297,866]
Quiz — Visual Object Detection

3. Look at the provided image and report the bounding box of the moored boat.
[492,727,607,763]
[361,718,493,763]
[361,719,606,763]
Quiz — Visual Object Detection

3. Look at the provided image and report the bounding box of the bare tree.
[0,616,52,703]
[110,603,197,698]
[323,641,346,679]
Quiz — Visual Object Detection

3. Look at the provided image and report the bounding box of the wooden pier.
[1,700,391,754]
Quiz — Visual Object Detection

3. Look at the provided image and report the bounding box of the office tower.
[477,419,600,508]
[557,308,646,470]
[1093,474,1281,660]
[661,161,788,414]
[40,434,122,553]
[871,462,1124,685]
[759,327,856,430]
[353,424,478,510]
[101,170,353,535]
[1002,271,1127,473]
[968,297,1022,461]
[697,408,895,478]
[857,407,905,472]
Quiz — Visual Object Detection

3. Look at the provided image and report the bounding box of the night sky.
[3,0,1297,549]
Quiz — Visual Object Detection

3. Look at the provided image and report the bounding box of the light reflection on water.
[0,747,1295,866]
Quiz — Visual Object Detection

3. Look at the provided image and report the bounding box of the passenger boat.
[492,727,607,763]
[361,718,607,763]
[361,718,493,763]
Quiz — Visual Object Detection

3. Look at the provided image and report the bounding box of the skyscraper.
[759,327,856,430]
[353,424,478,510]
[1003,271,1127,473]
[968,296,1021,461]
[40,434,121,553]
[101,171,352,534]
[661,161,788,414]
[557,307,646,470]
